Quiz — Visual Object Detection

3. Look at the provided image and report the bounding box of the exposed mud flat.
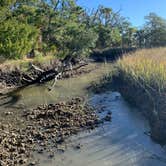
[36,92,166,166]
[0,97,100,166]
[89,72,166,144]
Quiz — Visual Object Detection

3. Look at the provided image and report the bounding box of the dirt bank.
[89,71,166,144]
[112,75,166,144]
[0,97,101,166]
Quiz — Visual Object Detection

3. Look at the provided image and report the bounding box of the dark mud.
[0,97,101,166]
[111,75,166,144]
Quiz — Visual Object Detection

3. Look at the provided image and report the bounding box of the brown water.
[0,63,166,166]
[3,63,110,108]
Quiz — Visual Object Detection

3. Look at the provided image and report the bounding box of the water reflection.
[0,89,22,107]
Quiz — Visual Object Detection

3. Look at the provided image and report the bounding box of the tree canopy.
[136,13,166,48]
[0,0,166,60]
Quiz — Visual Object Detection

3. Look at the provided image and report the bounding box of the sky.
[77,0,166,28]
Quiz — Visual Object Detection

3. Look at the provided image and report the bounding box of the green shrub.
[0,19,38,59]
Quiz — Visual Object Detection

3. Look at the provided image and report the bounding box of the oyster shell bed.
[0,97,100,166]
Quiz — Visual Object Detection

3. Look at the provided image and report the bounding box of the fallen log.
[22,61,88,88]
[22,69,59,85]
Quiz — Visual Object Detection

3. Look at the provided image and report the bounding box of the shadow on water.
[0,82,56,108]
[0,86,27,108]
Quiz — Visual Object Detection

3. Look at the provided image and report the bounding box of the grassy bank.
[117,48,166,93]
[0,55,56,72]
[115,48,166,143]
[90,47,166,143]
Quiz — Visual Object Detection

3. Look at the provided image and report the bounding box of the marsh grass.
[116,48,166,93]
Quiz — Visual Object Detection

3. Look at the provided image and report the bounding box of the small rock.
[20,147,26,154]
[104,115,112,121]
[107,111,112,115]
[19,158,27,164]
[57,145,66,153]
[28,161,36,166]
[37,148,44,154]
[74,143,82,150]
[0,160,6,166]
[5,112,13,116]
[48,152,54,158]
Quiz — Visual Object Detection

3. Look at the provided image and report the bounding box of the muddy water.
[2,63,110,108]
[1,63,166,166]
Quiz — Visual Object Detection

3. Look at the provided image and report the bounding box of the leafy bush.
[0,19,38,59]
[95,25,121,49]
[62,23,98,58]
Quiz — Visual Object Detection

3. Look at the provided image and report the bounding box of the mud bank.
[0,97,100,166]
[89,70,166,144]
[111,74,166,144]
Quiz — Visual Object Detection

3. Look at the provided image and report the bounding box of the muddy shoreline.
[0,63,113,165]
[90,72,166,144]
[0,62,166,165]
[0,97,103,166]
[0,63,114,165]
[112,75,166,144]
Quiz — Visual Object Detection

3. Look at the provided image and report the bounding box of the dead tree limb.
[30,64,44,73]
[64,63,88,72]
[21,57,88,91]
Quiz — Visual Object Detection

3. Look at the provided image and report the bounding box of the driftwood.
[22,69,59,85]
[22,59,88,90]
[31,64,44,73]
[64,63,88,72]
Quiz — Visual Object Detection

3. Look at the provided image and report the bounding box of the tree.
[0,0,137,60]
[143,13,166,47]
[0,0,16,23]
[121,26,137,47]
[90,6,124,49]
[42,0,98,59]
[135,29,146,48]
[0,19,38,59]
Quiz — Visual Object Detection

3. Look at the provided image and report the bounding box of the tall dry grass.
[116,47,166,93]
[0,55,55,72]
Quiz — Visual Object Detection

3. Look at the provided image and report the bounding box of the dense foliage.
[0,20,38,59]
[0,0,166,60]
[136,13,166,48]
